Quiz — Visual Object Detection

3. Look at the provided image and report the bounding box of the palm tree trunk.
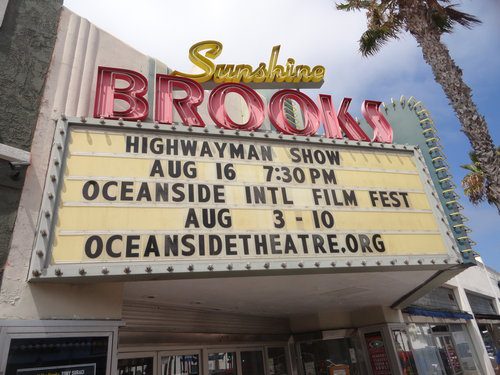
[401,3,500,213]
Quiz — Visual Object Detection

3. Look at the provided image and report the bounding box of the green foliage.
[359,25,399,56]
[460,151,480,173]
[336,1,373,12]
[336,0,480,54]
[461,148,500,206]
[431,4,481,33]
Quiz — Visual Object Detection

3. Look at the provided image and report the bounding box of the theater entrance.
[117,345,291,375]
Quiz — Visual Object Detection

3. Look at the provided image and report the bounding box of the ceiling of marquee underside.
[123,270,437,316]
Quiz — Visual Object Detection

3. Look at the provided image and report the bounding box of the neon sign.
[93,66,393,143]
[171,40,326,85]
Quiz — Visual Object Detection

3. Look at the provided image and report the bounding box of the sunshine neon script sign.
[171,40,326,84]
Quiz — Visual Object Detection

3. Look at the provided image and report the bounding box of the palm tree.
[461,149,500,207]
[337,0,500,213]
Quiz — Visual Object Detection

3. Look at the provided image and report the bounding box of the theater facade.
[1,6,494,375]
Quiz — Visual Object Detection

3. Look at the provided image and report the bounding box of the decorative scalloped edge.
[382,96,476,258]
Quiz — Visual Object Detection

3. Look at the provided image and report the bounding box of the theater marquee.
[29,118,459,280]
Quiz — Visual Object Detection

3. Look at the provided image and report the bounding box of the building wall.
[0,0,62,284]
[0,8,152,320]
[447,258,500,314]
[0,7,252,321]
[444,260,500,375]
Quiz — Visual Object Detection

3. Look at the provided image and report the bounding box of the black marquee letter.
[85,235,103,258]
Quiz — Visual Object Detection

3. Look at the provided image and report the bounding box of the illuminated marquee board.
[44,122,451,276]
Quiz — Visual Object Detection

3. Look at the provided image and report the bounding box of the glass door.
[266,346,290,375]
[119,345,290,375]
[298,337,362,375]
[392,329,418,375]
[240,349,265,375]
[208,350,238,375]
[434,335,463,375]
[159,350,201,375]
[118,352,157,375]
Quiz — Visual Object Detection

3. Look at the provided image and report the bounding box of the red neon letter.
[208,83,265,131]
[93,66,148,121]
[269,90,320,136]
[337,98,370,141]
[362,100,393,143]
[155,75,205,127]
[319,94,342,139]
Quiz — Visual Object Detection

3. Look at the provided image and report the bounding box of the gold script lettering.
[172,41,325,85]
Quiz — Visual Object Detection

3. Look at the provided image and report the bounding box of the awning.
[403,306,473,320]
[474,313,500,322]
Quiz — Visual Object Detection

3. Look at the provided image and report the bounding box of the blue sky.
[65,0,499,270]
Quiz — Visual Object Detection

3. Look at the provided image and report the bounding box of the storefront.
[117,344,291,375]
[400,287,489,374]
[466,291,500,372]
[1,6,494,375]
[410,323,479,374]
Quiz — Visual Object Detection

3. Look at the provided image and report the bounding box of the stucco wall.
[447,259,500,310]
[0,0,62,283]
[0,7,189,320]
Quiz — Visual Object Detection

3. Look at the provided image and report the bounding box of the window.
[407,323,480,375]
[407,324,446,375]
[118,357,154,375]
[160,353,200,375]
[6,336,109,375]
[411,287,460,311]
[208,352,237,375]
[466,292,497,315]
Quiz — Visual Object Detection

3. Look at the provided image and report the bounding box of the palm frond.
[444,4,481,29]
[336,1,372,11]
[428,2,481,33]
[469,151,479,165]
[460,164,480,173]
[370,7,384,27]
[462,172,485,205]
[430,10,454,33]
[359,24,400,56]
[462,147,500,205]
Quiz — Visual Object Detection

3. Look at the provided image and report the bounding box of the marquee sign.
[29,117,459,280]
[28,44,461,280]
